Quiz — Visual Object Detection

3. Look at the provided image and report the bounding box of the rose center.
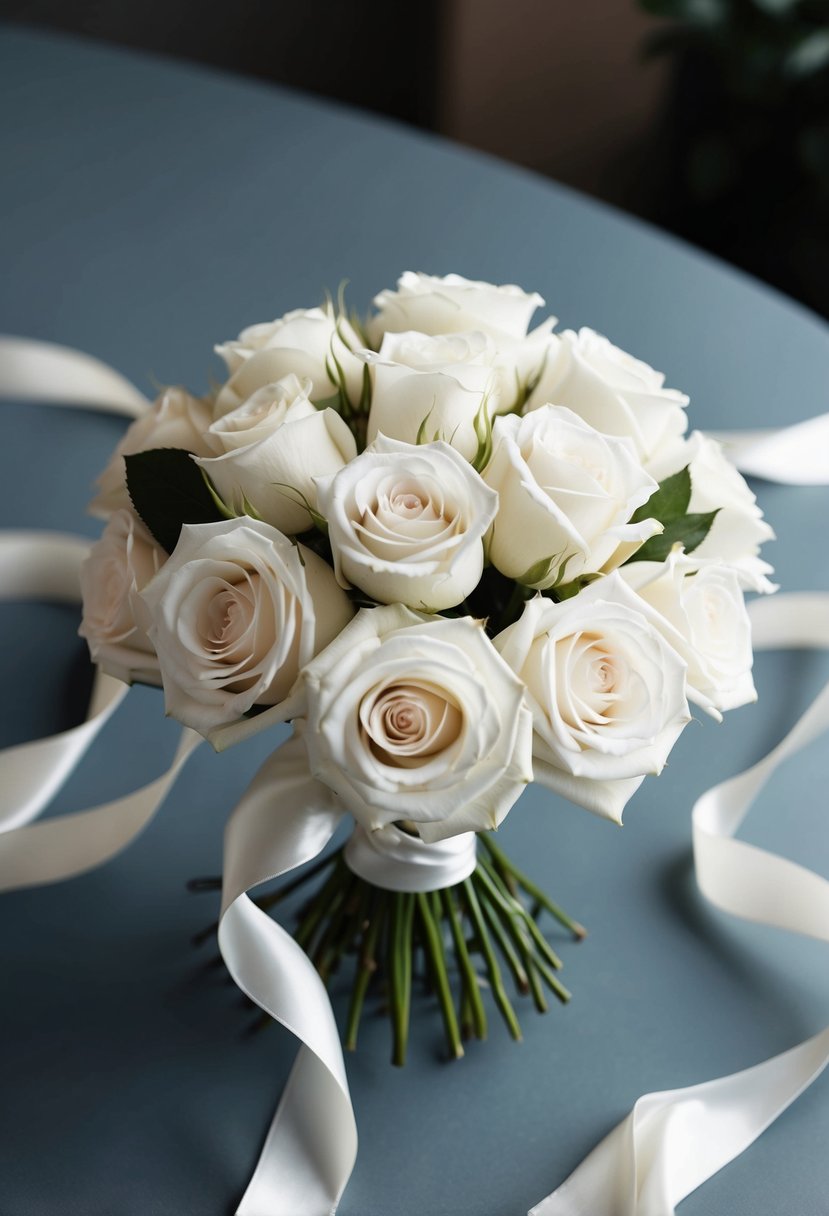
[361,681,463,768]
[392,492,426,515]
[202,584,255,658]
[553,632,628,729]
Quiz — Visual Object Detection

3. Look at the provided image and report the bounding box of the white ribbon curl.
[219,731,357,1216]
[531,592,829,1216]
[0,340,200,892]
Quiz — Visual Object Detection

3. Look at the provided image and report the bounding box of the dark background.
[3,0,828,318]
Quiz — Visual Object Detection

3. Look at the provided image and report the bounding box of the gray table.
[1,26,828,1216]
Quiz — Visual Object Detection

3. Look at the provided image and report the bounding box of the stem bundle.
[190,835,585,1066]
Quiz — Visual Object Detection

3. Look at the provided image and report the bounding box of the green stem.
[294,858,348,952]
[524,957,549,1014]
[191,852,342,948]
[313,874,358,981]
[473,871,530,994]
[257,850,340,912]
[462,878,522,1042]
[530,951,572,1005]
[477,864,570,1005]
[477,858,564,971]
[389,892,415,1066]
[441,887,487,1041]
[344,891,383,1052]
[416,893,463,1059]
[479,835,587,939]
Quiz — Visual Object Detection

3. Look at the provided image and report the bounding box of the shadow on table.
[659,848,819,1048]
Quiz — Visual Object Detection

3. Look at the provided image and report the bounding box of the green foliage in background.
[638,0,829,313]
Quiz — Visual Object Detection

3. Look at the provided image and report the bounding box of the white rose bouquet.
[80,272,772,1063]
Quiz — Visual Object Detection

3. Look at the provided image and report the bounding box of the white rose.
[214,305,364,412]
[79,508,164,685]
[204,374,315,452]
[483,406,662,587]
[295,604,534,842]
[316,435,498,611]
[526,328,689,465]
[621,551,756,717]
[361,330,497,461]
[494,574,691,823]
[90,387,214,518]
[194,400,357,535]
[494,328,560,412]
[139,517,354,734]
[646,430,776,592]
[370,271,545,345]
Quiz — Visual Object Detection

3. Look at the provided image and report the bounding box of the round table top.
[1,25,828,1216]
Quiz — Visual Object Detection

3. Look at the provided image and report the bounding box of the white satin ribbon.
[530,592,829,1216]
[0,529,201,890]
[0,334,150,416]
[709,413,829,485]
[344,823,478,892]
[218,731,356,1216]
[0,339,201,890]
[0,532,127,833]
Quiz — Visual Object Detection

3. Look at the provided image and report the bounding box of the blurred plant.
[638,0,829,315]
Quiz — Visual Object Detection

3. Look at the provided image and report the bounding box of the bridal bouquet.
[78,271,773,1063]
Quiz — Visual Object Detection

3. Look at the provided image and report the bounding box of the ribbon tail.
[531,593,829,1216]
[218,731,357,1216]
[0,334,149,416]
[708,412,829,485]
[531,1028,829,1216]
[0,726,201,891]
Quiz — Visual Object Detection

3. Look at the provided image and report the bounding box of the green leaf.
[470,396,494,473]
[349,309,372,350]
[201,469,237,520]
[416,406,436,446]
[516,553,559,587]
[553,573,602,601]
[240,494,264,522]
[270,482,327,531]
[626,509,719,564]
[359,362,372,415]
[631,466,691,526]
[125,448,226,554]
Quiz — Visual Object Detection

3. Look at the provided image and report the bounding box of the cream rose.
[139,517,354,734]
[316,435,498,611]
[494,574,690,822]
[621,551,756,717]
[483,406,662,588]
[370,271,545,345]
[194,396,357,535]
[214,305,364,413]
[360,330,497,461]
[79,508,165,685]
[646,430,776,592]
[204,373,314,452]
[294,604,534,842]
[89,387,214,518]
[525,328,689,465]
